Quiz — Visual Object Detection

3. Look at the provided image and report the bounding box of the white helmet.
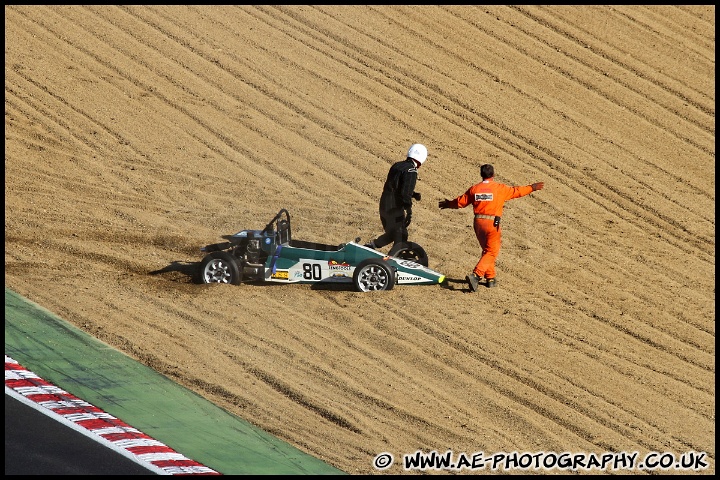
[407,143,428,165]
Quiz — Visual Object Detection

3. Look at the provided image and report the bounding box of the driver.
[365,143,427,253]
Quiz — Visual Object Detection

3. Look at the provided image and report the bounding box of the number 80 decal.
[302,262,323,280]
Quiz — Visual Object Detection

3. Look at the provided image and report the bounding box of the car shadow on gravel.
[309,282,356,291]
[148,261,198,282]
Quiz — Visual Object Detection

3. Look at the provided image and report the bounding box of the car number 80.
[302,262,323,280]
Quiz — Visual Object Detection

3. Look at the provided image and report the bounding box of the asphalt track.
[4,288,345,475]
[5,392,154,475]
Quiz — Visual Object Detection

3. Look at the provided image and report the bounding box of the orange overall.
[447,179,533,280]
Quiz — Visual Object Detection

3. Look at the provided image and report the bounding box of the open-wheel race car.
[197,209,445,292]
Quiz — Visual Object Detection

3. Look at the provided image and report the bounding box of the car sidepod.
[263,242,385,285]
[261,241,444,289]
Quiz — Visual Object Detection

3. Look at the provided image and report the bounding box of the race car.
[197,208,445,292]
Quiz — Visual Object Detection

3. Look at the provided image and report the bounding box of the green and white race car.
[197,209,445,292]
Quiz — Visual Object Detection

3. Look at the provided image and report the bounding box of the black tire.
[198,252,242,285]
[353,258,395,292]
[388,241,429,267]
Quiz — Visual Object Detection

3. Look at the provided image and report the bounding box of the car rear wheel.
[353,258,395,292]
[199,252,242,285]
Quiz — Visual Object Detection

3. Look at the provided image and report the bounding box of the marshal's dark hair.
[480,164,494,179]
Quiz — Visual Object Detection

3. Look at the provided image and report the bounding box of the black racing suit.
[370,158,418,249]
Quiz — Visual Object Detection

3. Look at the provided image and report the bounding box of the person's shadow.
[440,277,473,292]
